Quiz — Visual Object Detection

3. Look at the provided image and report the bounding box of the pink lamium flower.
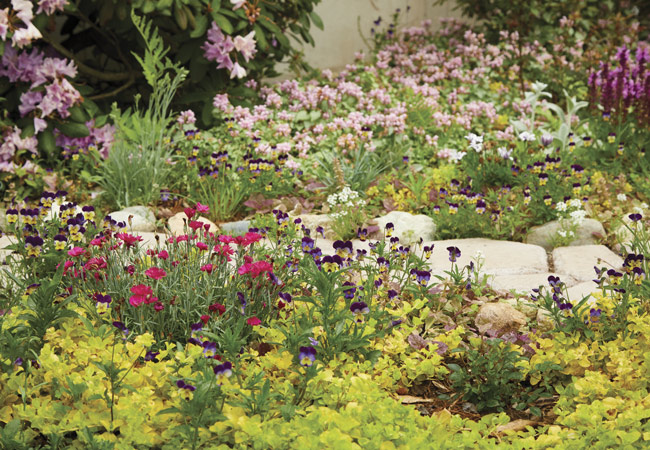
[177,109,196,126]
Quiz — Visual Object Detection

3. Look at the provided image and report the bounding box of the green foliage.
[55,0,323,125]
[448,338,531,412]
[94,14,188,209]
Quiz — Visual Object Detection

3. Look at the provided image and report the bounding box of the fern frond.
[130,10,176,89]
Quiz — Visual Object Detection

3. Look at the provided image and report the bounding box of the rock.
[611,219,641,251]
[525,218,605,250]
[500,298,538,320]
[489,272,578,294]
[107,206,156,232]
[474,302,527,335]
[426,238,548,277]
[219,220,251,235]
[566,281,600,306]
[552,245,623,282]
[132,232,169,251]
[168,212,218,236]
[0,234,16,265]
[0,209,6,233]
[374,211,436,245]
[536,309,555,331]
[292,214,337,239]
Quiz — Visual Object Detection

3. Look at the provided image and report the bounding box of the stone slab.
[132,232,169,251]
[374,211,437,245]
[424,238,548,276]
[107,206,157,232]
[526,218,605,251]
[566,281,600,306]
[552,245,623,282]
[489,272,578,294]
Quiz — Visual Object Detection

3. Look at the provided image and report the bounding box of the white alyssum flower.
[518,131,536,142]
[327,186,365,209]
[617,193,628,202]
[557,229,574,238]
[641,202,648,210]
[569,209,587,223]
[556,201,567,212]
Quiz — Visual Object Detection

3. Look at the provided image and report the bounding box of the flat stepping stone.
[425,238,548,276]
[489,272,578,294]
[552,245,623,282]
[566,281,600,306]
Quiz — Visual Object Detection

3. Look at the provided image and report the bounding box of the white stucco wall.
[301,0,463,71]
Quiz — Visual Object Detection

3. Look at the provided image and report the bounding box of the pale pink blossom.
[234,31,257,62]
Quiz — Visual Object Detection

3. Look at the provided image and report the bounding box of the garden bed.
[1,2,650,449]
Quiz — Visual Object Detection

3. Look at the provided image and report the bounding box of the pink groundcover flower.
[145,267,167,280]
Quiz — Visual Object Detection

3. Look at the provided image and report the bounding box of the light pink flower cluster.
[202,22,257,79]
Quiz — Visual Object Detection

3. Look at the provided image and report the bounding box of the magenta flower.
[145,267,167,280]
[116,233,143,248]
[246,317,261,326]
[67,246,85,257]
[184,207,196,219]
[238,260,273,278]
[200,263,215,274]
[129,284,153,306]
[196,202,210,214]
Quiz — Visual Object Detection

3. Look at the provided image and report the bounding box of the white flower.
[518,131,536,142]
[633,206,644,215]
[568,198,582,209]
[556,201,567,212]
[497,146,512,159]
[617,193,628,202]
[449,149,466,162]
[569,209,587,223]
[465,132,483,152]
[641,202,648,210]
